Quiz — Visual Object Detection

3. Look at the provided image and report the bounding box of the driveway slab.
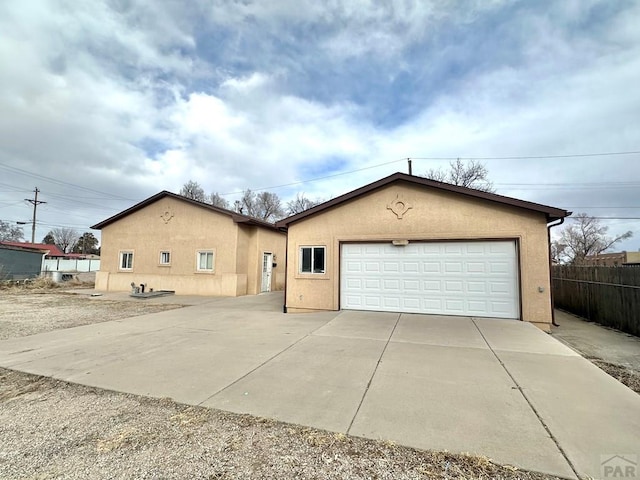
[392,313,488,348]
[2,293,639,479]
[349,338,575,478]
[498,351,640,480]
[205,334,387,432]
[552,310,640,370]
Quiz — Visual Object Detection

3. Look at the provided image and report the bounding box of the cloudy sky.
[1,0,639,250]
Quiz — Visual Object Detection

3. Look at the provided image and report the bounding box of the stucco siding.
[256,228,287,292]
[284,183,553,327]
[97,197,244,295]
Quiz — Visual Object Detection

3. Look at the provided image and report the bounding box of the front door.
[261,252,273,292]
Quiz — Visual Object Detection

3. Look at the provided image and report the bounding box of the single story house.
[91,191,286,296]
[0,243,48,280]
[276,172,571,331]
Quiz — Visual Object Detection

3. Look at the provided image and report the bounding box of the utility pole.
[407,158,413,175]
[25,188,46,244]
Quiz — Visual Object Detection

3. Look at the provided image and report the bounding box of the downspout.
[547,217,566,327]
[281,226,289,313]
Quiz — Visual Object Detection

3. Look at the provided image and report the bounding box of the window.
[119,251,133,270]
[197,250,214,272]
[159,251,171,265]
[300,246,325,274]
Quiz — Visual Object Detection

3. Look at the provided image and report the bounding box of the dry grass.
[0,292,184,340]
[588,358,640,394]
[0,275,93,292]
[0,368,561,480]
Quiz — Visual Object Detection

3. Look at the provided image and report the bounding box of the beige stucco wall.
[284,183,554,329]
[95,196,285,296]
[239,225,286,295]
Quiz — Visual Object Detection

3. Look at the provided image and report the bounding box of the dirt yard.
[0,368,560,480]
[0,289,567,479]
[0,289,184,340]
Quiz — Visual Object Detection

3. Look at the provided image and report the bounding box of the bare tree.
[287,193,321,215]
[235,190,285,222]
[210,192,229,209]
[179,180,207,202]
[51,227,79,253]
[423,159,495,192]
[554,213,633,264]
[0,220,24,241]
[550,240,567,265]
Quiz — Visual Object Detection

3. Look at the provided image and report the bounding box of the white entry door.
[261,252,273,292]
[341,241,519,319]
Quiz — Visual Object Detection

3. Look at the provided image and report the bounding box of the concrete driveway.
[1,292,638,479]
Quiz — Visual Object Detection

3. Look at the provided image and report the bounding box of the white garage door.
[341,241,519,319]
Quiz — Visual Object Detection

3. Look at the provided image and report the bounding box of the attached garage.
[276,172,570,331]
[340,241,519,319]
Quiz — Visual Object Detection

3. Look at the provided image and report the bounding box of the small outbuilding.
[92,192,286,296]
[276,173,570,331]
[0,243,48,281]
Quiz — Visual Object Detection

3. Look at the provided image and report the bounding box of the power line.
[409,150,640,161]
[0,162,136,201]
[219,158,407,195]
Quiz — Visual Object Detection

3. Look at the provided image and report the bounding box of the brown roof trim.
[91,191,282,232]
[276,172,571,228]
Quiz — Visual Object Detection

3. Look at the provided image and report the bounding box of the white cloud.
[0,0,638,251]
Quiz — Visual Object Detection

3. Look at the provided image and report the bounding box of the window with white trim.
[197,250,214,272]
[300,246,325,274]
[119,251,133,270]
[159,251,171,265]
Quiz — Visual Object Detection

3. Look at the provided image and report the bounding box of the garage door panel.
[383,262,400,272]
[383,279,401,291]
[341,241,519,319]
[444,280,464,292]
[466,281,487,293]
[467,300,489,313]
[345,261,362,272]
[423,280,441,291]
[402,298,421,309]
[490,262,511,274]
[422,262,441,273]
[445,299,465,312]
[489,282,511,294]
[402,279,419,291]
[466,262,486,273]
[444,262,463,273]
[364,279,381,290]
[490,301,514,314]
[403,262,420,273]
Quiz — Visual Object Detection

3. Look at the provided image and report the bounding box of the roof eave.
[276,172,572,227]
[91,191,281,231]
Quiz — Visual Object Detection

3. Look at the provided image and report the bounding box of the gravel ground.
[0,369,560,480]
[0,289,184,340]
[0,288,563,479]
[589,358,640,394]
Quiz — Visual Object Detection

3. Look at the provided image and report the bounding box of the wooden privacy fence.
[552,265,640,337]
